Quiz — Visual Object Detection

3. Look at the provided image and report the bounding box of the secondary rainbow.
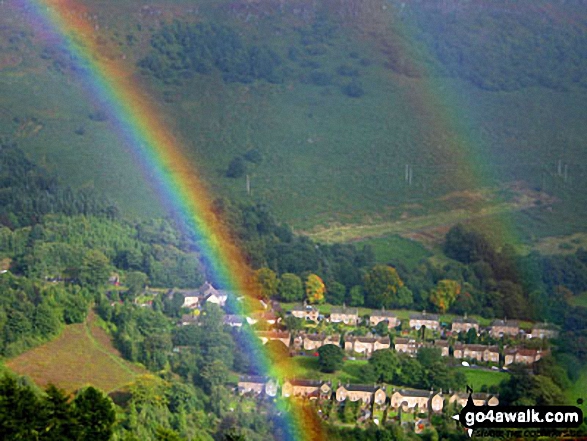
[25,0,325,439]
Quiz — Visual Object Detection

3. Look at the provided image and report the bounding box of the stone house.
[249,311,280,325]
[489,319,520,338]
[394,338,419,355]
[198,282,228,307]
[451,316,480,334]
[369,309,399,329]
[528,323,559,339]
[291,304,320,322]
[256,331,291,347]
[390,389,444,413]
[168,289,201,309]
[335,384,387,405]
[344,336,391,356]
[237,376,278,397]
[431,340,450,357]
[282,379,332,399]
[484,346,500,363]
[453,344,499,363]
[504,348,546,366]
[409,312,440,331]
[330,306,359,325]
[303,333,341,351]
[448,392,499,407]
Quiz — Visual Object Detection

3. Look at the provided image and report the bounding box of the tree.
[429,280,460,313]
[363,265,404,308]
[72,386,116,441]
[226,157,246,178]
[79,250,110,288]
[347,285,364,307]
[254,268,278,299]
[368,349,399,383]
[265,340,290,364]
[341,80,364,98]
[326,281,346,305]
[277,273,304,302]
[0,375,43,439]
[125,271,148,300]
[43,384,78,440]
[33,302,61,337]
[305,274,325,304]
[317,344,344,373]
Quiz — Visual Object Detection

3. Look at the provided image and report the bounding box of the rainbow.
[24,0,325,439]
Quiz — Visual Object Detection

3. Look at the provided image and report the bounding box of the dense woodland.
[139,4,587,95]
[0,137,585,439]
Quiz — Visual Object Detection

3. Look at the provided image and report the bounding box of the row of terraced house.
[289,305,559,339]
[237,376,499,412]
[255,330,548,365]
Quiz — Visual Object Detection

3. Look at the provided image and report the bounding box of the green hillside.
[1,0,586,240]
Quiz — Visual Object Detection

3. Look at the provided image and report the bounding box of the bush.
[226,157,246,178]
[243,149,263,164]
[341,80,364,98]
[309,71,332,87]
[317,344,344,373]
[336,65,359,77]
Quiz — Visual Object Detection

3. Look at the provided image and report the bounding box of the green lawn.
[288,356,367,385]
[459,367,509,391]
[354,234,432,268]
[565,367,587,406]
[569,292,587,308]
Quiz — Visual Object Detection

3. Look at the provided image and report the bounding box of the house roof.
[305,333,327,341]
[452,317,479,324]
[331,306,359,315]
[287,379,329,387]
[257,331,290,339]
[170,288,200,298]
[505,348,539,357]
[490,319,519,327]
[340,384,383,393]
[345,335,390,344]
[433,340,449,347]
[455,344,498,352]
[371,310,397,318]
[394,338,413,345]
[239,375,268,384]
[451,392,497,401]
[410,313,439,321]
[394,389,437,398]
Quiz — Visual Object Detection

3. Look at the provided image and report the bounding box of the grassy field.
[569,292,587,308]
[286,356,367,385]
[459,367,509,391]
[5,311,145,393]
[1,0,586,244]
[350,234,432,268]
[566,367,587,406]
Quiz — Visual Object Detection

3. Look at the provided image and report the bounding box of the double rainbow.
[25,0,325,439]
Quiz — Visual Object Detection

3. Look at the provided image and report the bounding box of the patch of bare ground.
[6,310,144,393]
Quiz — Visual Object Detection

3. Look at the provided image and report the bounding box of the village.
[134,281,562,430]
